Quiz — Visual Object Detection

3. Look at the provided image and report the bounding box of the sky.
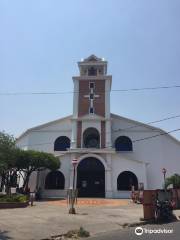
[0,0,180,140]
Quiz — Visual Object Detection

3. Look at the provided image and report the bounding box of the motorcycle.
[154,199,173,222]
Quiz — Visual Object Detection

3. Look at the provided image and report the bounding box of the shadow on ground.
[0,230,12,240]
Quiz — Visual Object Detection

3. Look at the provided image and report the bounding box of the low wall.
[41,190,132,199]
[0,201,29,209]
[41,189,67,199]
[113,191,131,199]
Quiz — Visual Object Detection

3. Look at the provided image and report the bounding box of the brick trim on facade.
[77,121,82,148]
[101,121,106,148]
[78,80,105,117]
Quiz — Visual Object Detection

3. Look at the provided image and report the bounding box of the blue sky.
[0,0,180,140]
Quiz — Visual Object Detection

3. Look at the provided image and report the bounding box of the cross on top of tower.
[84,82,100,114]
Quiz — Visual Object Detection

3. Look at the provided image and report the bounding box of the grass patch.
[0,194,28,203]
[65,227,90,238]
[46,227,90,239]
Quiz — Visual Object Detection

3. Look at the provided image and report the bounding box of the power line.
[0,91,73,96]
[23,114,180,134]
[132,128,180,143]
[106,128,180,147]
[112,85,180,92]
[106,128,180,148]
[1,85,180,96]
[112,114,180,132]
[17,127,180,148]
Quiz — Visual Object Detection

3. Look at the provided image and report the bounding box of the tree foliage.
[0,131,16,172]
[165,174,180,189]
[16,149,60,190]
[0,132,17,193]
[0,131,60,193]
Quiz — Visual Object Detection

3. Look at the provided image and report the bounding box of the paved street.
[88,221,180,240]
[0,200,142,240]
[0,200,179,240]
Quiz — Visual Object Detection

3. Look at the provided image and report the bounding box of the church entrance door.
[77,157,105,198]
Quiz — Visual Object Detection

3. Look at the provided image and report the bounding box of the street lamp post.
[68,158,78,214]
[162,168,167,191]
[72,159,78,190]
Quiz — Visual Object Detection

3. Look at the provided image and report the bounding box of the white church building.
[17,55,180,199]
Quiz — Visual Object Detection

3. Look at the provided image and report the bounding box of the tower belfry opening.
[83,128,100,148]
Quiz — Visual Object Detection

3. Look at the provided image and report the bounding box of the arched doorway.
[77,157,105,197]
[117,171,138,191]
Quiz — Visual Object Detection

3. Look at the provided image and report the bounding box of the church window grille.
[117,171,138,191]
[89,82,95,89]
[45,171,65,189]
[90,93,94,100]
[54,136,70,151]
[89,107,94,114]
[115,136,133,151]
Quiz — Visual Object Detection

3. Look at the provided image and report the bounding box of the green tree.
[0,131,60,194]
[165,174,180,189]
[15,149,60,192]
[0,131,17,193]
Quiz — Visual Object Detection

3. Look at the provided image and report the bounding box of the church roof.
[83,55,105,62]
[111,113,180,145]
[78,54,107,66]
[16,115,72,141]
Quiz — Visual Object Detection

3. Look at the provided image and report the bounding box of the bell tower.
[71,55,112,149]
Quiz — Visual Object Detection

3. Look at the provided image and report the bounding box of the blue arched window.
[115,136,133,151]
[117,171,138,190]
[54,136,70,151]
[45,171,65,189]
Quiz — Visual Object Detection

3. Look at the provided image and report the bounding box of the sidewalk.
[1,199,179,240]
[0,199,143,240]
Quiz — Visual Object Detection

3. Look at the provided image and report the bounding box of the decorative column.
[105,78,111,118]
[106,120,111,148]
[71,78,79,149]
[105,169,113,198]
[73,79,79,117]
[105,78,112,148]
[71,120,77,149]
[105,154,113,198]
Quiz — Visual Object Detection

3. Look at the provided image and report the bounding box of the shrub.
[165,174,180,189]
[0,194,28,203]
[78,227,90,238]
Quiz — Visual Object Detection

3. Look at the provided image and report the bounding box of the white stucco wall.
[161,136,180,178]
[17,117,72,153]
[38,154,71,198]
[16,114,180,199]
[111,154,147,198]
[111,115,180,190]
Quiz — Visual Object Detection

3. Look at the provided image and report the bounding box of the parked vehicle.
[154,190,173,222]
